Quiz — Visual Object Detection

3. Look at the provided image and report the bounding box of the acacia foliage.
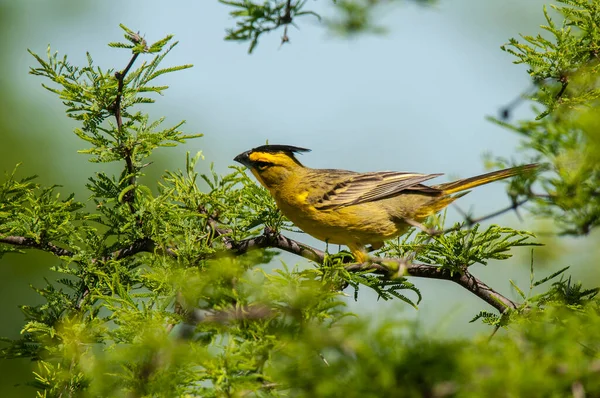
[489,0,600,236]
[0,2,599,396]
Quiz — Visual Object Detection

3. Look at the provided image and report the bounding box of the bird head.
[234,144,311,189]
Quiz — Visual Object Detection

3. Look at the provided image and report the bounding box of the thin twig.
[113,53,139,134]
[279,0,292,47]
[442,197,531,234]
[112,36,145,210]
[556,75,568,100]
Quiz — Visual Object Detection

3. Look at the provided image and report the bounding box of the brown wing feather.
[312,171,443,210]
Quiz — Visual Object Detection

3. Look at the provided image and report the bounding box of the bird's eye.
[255,161,272,171]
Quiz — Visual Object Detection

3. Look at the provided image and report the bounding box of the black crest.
[251,144,311,154]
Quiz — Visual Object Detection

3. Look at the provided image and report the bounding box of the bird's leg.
[348,244,370,264]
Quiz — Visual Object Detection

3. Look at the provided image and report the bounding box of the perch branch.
[215,228,518,313]
[0,236,74,257]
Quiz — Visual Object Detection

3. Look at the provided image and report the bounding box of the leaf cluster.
[381,223,540,274]
[29,24,198,166]
[319,251,423,307]
[218,0,437,52]
[220,0,320,53]
[471,261,599,327]
[491,0,600,235]
[0,166,90,258]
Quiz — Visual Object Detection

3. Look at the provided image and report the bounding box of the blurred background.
[2,0,599,395]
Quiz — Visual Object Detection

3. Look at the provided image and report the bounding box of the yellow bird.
[234,145,536,263]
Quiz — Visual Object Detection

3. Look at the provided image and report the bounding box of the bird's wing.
[312,171,444,210]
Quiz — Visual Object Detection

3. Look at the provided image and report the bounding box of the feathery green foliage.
[489,0,600,236]
[220,0,321,53]
[383,224,541,272]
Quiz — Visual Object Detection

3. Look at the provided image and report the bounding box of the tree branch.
[222,228,518,313]
[2,211,521,314]
[201,204,519,312]
[0,236,74,257]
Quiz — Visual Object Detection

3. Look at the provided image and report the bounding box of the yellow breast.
[273,187,401,246]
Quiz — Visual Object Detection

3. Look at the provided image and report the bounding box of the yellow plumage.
[234,145,537,263]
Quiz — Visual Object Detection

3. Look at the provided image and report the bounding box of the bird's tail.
[434,163,538,195]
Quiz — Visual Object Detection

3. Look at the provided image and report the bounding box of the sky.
[1,0,570,340]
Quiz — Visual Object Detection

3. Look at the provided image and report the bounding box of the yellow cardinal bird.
[234,145,536,263]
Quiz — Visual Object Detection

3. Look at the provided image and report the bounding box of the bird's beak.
[233,150,252,168]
